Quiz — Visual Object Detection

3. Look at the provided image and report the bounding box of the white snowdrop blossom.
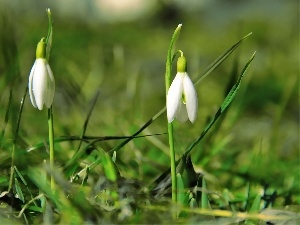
[28,39,55,110]
[167,55,198,123]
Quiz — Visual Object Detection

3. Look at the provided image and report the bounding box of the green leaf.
[27,167,60,209]
[14,166,27,186]
[14,178,24,203]
[201,177,210,209]
[176,173,185,205]
[249,194,261,213]
[99,149,117,182]
[185,51,256,155]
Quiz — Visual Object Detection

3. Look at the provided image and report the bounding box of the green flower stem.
[167,123,177,205]
[48,106,55,192]
[166,59,177,209]
[165,24,182,217]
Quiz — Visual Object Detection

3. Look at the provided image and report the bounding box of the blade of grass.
[14,166,37,207]
[27,167,61,209]
[28,133,164,152]
[76,89,100,153]
[201,177,210,209]
[246,193,262,224]
[8,87,27,192]
[184,51,256,156]
[194,32,252,86]
[14,166,28,186]
[249,194,261,213]
[14,178,24,203]
[177,173,185,206]
[98,147,117,182]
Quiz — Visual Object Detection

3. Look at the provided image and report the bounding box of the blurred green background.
[0,0,298,197]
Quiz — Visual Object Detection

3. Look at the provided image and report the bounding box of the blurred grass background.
[0,0,299,220]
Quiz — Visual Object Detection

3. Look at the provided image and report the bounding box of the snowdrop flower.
[167,55,198,123]
[28,38,55,110]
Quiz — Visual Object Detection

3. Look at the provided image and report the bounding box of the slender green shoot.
[76,90,100,153]
[165,24,182,215]
[184,51,256,156]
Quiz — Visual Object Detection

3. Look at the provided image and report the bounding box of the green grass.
[0,1,299,224]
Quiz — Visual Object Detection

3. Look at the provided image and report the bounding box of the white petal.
[28,60,37,108]
[167,73,184,123]
[32,59,48,110]
[183,73,198,123]
[44,63,55,108]
[175,101,188,123]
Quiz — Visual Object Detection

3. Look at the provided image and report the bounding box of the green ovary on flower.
[36,38,46,59]
[177,55,187,73]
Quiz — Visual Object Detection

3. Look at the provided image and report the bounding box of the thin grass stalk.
[8,87,27,192]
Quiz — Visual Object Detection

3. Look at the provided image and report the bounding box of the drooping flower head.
[167,54,198,123]
[28,38,55,110]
